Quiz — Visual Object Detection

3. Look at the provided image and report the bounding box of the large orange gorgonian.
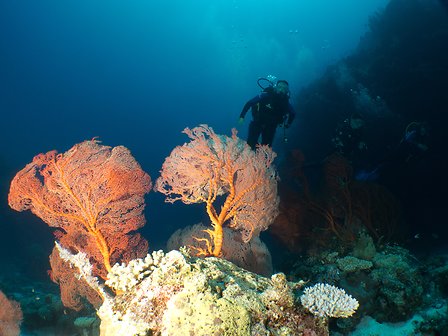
[8,139,151,279]
[155,125,279,257]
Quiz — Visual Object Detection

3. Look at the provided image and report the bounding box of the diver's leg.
[247,121,261,149]
[261,124,277,147]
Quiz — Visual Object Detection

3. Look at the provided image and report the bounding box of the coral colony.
[6,125,357,335]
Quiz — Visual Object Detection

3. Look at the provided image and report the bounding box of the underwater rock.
[298,247,425,328]
[58,243,330,336]
[74,316,100,336]
[336,256,373,273]
[351,231,376,261]
[98,249,329,336]
[167,223,273,276]
[369,247,424,322]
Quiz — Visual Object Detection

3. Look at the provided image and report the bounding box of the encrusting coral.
[56,244,332,336]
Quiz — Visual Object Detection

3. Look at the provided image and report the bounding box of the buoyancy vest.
[252,88,289,125]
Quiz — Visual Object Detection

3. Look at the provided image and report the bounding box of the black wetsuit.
[240,89,295,149]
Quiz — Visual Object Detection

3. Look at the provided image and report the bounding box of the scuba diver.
[398,121,429,161]
[356,121,429,181]
[332,113,367,160]
[239,76,296,149]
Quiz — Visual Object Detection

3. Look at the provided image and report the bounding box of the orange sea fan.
[155,125,279,257]
[8,139,151,278]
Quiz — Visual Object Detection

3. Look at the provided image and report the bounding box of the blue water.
[2,1,448,335]
[0,0,389,254]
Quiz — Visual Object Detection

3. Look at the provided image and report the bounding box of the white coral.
[105,250,165,292]
[300,283,359,318]
[55,242,110,300]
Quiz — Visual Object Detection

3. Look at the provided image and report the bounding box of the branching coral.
[272,150,401,252]
[301,283,359,318]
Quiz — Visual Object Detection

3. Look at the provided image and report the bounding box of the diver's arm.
[240,94,263,119]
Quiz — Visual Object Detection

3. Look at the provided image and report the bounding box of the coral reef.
[271,150,402,256]
[369,246,424,321]
[58,244,332,336]
[336,256,373,273]
[290,233,426,333]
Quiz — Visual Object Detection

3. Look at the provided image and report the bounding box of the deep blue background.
[0,0,389,276]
